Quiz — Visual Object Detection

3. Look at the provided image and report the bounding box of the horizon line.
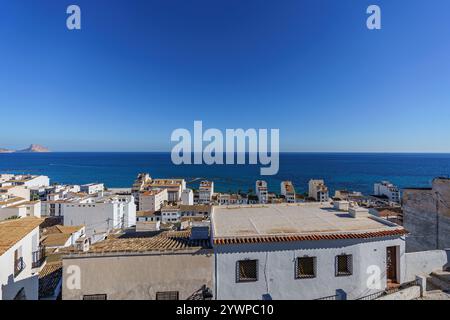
[3,151,450,154]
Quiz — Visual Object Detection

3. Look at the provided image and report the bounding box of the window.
[83,294,107,300]
[335,254,352,276]
[236,259,258,282]
[14,247,24,277]
[156,291,179,300]
[296,256,316,279]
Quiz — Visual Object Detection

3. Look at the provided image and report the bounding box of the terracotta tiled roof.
[78,230,211,254]
[41,224,84,247]
[41,233,72,247]
[213,228,408,245]
[0,217,43,255]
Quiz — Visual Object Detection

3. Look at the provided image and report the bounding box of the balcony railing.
[356,279,420,300]
[314,294,339,300]
[32,246,46,268]
[14,257,26,277]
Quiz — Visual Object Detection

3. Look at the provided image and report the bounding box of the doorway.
[386,246,399,286]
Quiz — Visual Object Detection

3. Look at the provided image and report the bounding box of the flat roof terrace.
[212,203,406,245]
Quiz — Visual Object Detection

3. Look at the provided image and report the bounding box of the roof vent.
[348,206,369,218]
[334,200,349,211]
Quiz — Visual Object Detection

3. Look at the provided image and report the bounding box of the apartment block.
[374,181,401,204]
[308,179,329,202]
[280,181,296,203]
[255,180,268,204]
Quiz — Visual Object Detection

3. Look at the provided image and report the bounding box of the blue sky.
[1,0,450,152]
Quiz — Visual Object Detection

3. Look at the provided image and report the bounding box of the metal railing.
[356,279,420,300]
[32,246,46,268]
[14,257,26,277]
[315,294,339,300]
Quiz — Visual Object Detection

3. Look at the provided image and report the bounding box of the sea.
[0,152,449,195]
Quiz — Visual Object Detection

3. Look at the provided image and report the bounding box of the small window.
[335,254,352,276]
[156,291,179,300]
[296,256,316,279]
[83,294,107,300]
[236,259,258,282]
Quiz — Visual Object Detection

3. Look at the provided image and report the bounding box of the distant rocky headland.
[0,144,50,153]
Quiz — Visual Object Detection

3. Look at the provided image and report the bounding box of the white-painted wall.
[181,189,194,205]
[214,237,406,300]
[0,227,40,300]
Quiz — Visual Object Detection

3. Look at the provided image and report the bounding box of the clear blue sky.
[1,0,450,152]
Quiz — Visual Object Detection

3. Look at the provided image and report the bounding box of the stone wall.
[403,178,450,252]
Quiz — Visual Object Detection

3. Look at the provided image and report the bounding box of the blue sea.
[0,153,449,195]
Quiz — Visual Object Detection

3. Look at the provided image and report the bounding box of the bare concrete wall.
[403,178,450,252]
[404,250,448,282]
[62,251,213,300]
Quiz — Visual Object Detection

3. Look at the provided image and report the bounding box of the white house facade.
[212,203,407,300]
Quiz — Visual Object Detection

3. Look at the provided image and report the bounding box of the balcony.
[14,257,26,278]
[32,246,46,268]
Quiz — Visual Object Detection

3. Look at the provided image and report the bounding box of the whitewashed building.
[280,181,296,203]
[198,181,214,204]
[181,188,194,205]
[80,183,104,195]
[5,175,50,189]
[212,203,407,300]
[374,181,401,203]
[255,180,268,204]
[217,193,248,206]
[41,225,86,250]
[0,217,44,300]
[139,189,167,212]
[62,194,136,238]
[308,179,329,202]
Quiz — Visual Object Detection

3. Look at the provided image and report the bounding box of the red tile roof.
[213,228,407,245]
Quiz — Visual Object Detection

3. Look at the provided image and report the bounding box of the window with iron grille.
[236,259,258,282]
[82,294,107,300]
[335,254,352,276]
[156,291,179,300]
[295,256,316,279]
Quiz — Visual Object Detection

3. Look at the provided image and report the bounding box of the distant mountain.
[17,144,50,153]
[0,144,50,153]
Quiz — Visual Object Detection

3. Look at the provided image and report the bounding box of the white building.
[160,206,182,223]
[0,196,41,221]
[4,175,50,189]
[181,188,194,205]
[0,185,31,201]
[211,203,407,300]
[148,179,186,203]
[255,180,268,204]
[217,193,248,206]
[139,189,167,212]
[62,194,136,239]
[308,179,329,202]
[41,225,86,250]
[198,181,214,204]
[334,190,363,200]
[0,217,44,300]
[160,204,211,223]
[280,181,296,203]
[374,181,401,203]
[80,183,104,195]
